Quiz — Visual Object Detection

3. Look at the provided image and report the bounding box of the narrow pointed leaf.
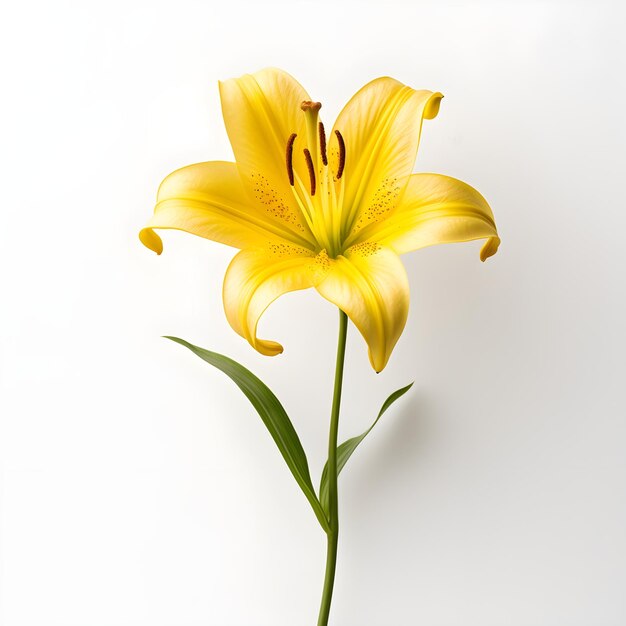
[320,383,414,516]
[165,336,330,532]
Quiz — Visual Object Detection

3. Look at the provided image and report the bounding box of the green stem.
[317,310,348,626]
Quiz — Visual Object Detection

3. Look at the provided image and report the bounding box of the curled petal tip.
[271,343,284,356]
[480,236,501,262]
[139,228,164,255]
[369,350,389,374]
[424,92,444,120]
[254,340,284,357]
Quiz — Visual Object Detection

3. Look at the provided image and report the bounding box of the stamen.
[335,130,346,179]
[286,133,297,186]
[303,148,316,196]
[318,122,328,166]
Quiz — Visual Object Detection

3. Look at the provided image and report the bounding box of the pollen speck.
[251,171,305,231]
[353,177,401,232]
[308,249,330,283]
[350,242,380,258]
[268,242,311,257]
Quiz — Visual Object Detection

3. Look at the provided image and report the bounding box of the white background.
[1,1,625,625]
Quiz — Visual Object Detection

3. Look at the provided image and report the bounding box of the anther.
[303,148,316,196]
[335,130,346,179]
[285,133,297,186]
[318,122,327,166]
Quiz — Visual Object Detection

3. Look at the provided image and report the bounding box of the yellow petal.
[219,68,314,239]
[314,244,409,372]
[363,173,500,261]
[330,77,443,242]
[222,244,317,356]
[139,161,315,254]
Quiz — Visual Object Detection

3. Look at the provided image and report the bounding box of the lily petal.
[219,68,315,240]
[139,161,315,254]
[222,244,318,356]
[315,244,409,372]
[363,173,500,261]
[330,77,443,242]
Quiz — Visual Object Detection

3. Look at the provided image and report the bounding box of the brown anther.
[300,100,322,112]
[318,122,328,166]
[303,148,316,196]
[285,133,297,185]
[335,130,346,179]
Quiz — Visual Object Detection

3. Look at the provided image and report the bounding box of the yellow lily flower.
[140,68,499,372]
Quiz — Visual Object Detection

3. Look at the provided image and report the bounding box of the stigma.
[300,100,322,113]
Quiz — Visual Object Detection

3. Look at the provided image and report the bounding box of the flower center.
[282,101,348,258]
[284,101,346,196]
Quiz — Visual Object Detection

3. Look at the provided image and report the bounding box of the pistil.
[300,100,322,169]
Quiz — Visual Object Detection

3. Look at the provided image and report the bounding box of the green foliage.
[319,383,414,516]
[165,336,330,532]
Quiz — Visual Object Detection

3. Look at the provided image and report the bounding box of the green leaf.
[319,383,414,516]
[165,336,330,533]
